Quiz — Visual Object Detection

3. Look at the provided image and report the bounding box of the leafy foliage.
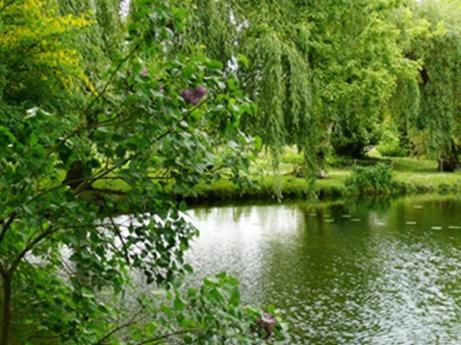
[411,0,461,170]
[345,163,399,195]
[0,0,270,344]
[390,0,461,170]
[185,0,419,173]
[0,0,89,109]
[3,0,461,343]
[307,0,413,158]
[376,120,410,157]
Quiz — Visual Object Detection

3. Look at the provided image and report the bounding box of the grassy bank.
[94,148,461,206]
[183,149,461,204]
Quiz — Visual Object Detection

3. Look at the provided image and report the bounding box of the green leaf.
[207,60,224,70]
[238,54,249,69]
[174,295,185,311]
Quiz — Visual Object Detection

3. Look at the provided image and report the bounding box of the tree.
[306,0,413,158]
[407,0,461,171]
[0,0,270,343]
[187,0,317,175]
[185,0,414,176]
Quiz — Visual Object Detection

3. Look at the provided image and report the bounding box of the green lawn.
[95,148,461,204]
[186,148,461,203]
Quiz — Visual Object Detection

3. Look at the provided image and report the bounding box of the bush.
[376,125,409,157]
[345,163,400,195]
[280,147,304,165]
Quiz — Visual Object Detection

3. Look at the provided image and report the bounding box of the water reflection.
[187,196,461,344]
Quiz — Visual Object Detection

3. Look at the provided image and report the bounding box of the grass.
[94,147,461,205]
[184,148,461,204]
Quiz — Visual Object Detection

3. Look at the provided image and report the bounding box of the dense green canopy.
[185,1,413,167]
[2,0,461,343]
[187,0,461,170]
[411,0,461,170]
[0,1,263,343]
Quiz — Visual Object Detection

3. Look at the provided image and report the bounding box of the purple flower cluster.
[139,67,149,78]
[180,86,207,105]
[252,312,277,339]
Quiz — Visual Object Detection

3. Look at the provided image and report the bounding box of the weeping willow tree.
[184,0,416,180]
[383,4,424,156]
[407,0,461,171]
[185,0,318,175]
[57,0,125,86]
[305,0,414,158]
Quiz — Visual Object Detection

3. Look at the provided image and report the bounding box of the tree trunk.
[1,274,11,345]
[438,143,459,172]
[438,157,458,172]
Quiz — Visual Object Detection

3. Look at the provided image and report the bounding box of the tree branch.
[109,217,130,265]
[8,226,59,274]
[134,329,203,345]
[83,41,142,115]
[74,100,207,194]
[47,40,143,157]
[92,311,145,345]
[0,212,17,245]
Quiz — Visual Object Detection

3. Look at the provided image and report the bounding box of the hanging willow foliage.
[306,0,411,158]
[388,76,421,152]
[56,0,125,91]
[405,0,461,170]
[184,0,418,174]
[184,0,317,175]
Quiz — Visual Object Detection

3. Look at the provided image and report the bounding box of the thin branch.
[83,41,142,115]
[109,217,130,265]
[74,100,207,194]
[8,221,97,275]
[24,184,68,207]
[0,212,17,245]
[92,311,145,345]
[0,184,27,245]
[8,226,59,274]
[97,176,126,180]
[134,329,203,345]
[146,175,170,180]
[92,188,127,196]
[47,40,143,157]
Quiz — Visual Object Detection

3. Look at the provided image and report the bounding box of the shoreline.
[181,174,461,207]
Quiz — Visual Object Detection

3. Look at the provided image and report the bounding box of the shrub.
[345,163,399,195]
[376,126,409,157]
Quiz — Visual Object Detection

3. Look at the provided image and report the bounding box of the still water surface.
[187,196,461,344]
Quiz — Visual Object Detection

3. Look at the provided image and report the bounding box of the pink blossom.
[180,86,207,105]
[140,67,149,78]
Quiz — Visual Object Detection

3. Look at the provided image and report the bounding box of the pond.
[187,196,461,344]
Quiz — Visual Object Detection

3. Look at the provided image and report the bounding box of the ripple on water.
[188,197,461,344]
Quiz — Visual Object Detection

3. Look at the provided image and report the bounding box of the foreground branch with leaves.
[0,0,278,343]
